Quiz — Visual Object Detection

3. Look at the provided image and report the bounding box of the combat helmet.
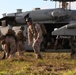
[26,17,32,22]
[6,29,15,35]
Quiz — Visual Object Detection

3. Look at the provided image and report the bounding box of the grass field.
[0,51,76,75]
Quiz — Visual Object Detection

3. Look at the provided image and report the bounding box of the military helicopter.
[0,0,76,51]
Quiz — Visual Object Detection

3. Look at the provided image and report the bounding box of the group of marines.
[0,18,43,59]
[0,17,76,60]
[0,25,26,59]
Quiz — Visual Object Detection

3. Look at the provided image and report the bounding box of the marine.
[70,36,76,58]
[26,18,43,59]
[16,25,26,56]
[0,25,17,59]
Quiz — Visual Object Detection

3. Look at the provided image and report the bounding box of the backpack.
[33,22,47,35]
[16,30,26,42]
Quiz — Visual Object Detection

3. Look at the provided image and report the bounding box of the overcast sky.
[0,0,76,18]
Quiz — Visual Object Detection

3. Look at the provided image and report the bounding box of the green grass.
[0,52,76,75]
[63,70,76,75]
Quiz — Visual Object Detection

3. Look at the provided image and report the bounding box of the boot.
[2,51,6,59]
[36,54,43,59]
[8,53,15,59]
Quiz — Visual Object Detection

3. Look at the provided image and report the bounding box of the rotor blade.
[0,16,15,21]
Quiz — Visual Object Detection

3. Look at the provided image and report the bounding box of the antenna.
[55,1,57,8]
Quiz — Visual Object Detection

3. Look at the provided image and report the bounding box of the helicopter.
[0,0,76,51]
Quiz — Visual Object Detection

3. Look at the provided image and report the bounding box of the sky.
[0,0,76,18]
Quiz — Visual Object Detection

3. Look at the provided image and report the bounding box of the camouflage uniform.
[0,30,2,36]
[27,23,43,59]
[19,25,26,37]
[2,29,17,58]
[16,29,26,56]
